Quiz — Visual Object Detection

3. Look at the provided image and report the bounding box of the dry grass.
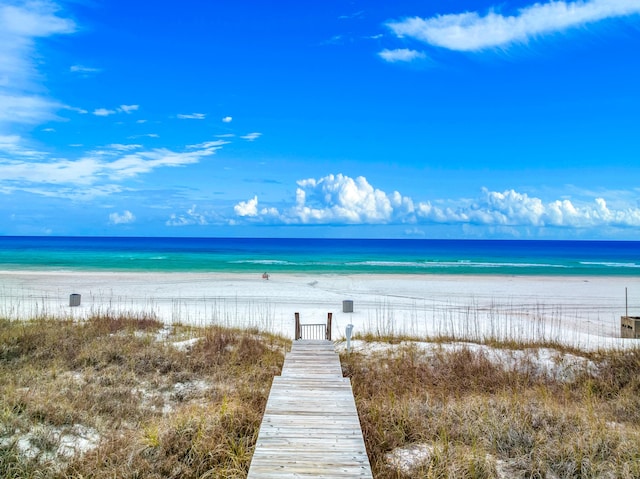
[4,312,640,478]
[341,340,640,478]
[0,315,288,478]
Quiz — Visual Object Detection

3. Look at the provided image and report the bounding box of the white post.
[345,323,354,353]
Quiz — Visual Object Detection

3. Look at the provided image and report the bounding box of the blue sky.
[1,0,640,239]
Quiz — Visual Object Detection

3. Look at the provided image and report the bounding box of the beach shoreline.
[1,270,638,350]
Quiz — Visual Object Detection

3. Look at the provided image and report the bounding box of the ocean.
[0,236,638,276]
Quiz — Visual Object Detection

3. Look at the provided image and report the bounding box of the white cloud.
[222,116,233,123]
[234,196,259,217]
[241,132,262,141]
[70,65,100,74]
[0,1,74,127]
[93,108,116,117]
[166,205,208,226]
[0,134,47,158]
[414,187,640,228]
[378,48,426,62]
[187,140,229,150]
[0,142,223,198]
[128,133,159,139]
[292,174,394,223]
[0,94,63,124]
[230,174,640,231]
[64,106,88,115]
[177,113,206,120]
[234,174,399,224]
[105,144,142,152]
[386,0,640,51]
[109,210,135,224]
[93,105,139,116]
[119,104,139,114]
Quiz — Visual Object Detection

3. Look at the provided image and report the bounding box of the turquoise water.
[0,236,638,276]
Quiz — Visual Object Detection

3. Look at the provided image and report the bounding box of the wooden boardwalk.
[247,340,373,478]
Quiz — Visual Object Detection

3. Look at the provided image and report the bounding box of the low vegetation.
[3,315,640,478]
[0,315,288,478]
[341,337,640,478]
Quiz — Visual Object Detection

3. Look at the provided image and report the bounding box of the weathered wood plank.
[247,340,373,479]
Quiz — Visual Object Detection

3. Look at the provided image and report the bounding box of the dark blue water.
[0,236,638,276]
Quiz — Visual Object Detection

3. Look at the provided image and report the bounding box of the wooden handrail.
[294,312,332,340]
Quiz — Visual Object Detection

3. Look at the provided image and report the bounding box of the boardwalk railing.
[295,312,332,340]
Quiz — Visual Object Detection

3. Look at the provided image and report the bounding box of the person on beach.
[262,272,270,280]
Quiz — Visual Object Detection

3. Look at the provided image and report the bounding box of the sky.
[1,0,640,239]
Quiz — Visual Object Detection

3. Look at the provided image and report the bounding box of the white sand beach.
[1,270,639,350]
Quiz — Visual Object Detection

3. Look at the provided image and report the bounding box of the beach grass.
[0,314,288,478]
[340,336,640,478]
[2,312,640,478]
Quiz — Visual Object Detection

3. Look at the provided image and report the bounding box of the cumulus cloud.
[0,1,75,127]
[386,0,640,51]
[292,174,396,223]
[109,210,135,224]
[177,113,206,120]
[231,174,640,231]
[415,187,640,228]
[378,48,426,62]
[234,196,259,217]
[222,116,233,123]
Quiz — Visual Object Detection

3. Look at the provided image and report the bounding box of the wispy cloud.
[105,144,142,152]
[187,140,230,150]
[231,174,640,231]
[119,104,139,114]
[0,134,48,159]
[109,210,135,224]
[378,48,426,62]
[222,116,233,123]
[93,105,139,116]
[0,1,75,127]
[64,106,88,115]
[177,113,206,120]
[166,205,208,226]
[93,108,116,117]
[241,132,262,141]
[128,133,159,139]
[0,142,225,199]
[70,65,101,74]
[386,0,640,52]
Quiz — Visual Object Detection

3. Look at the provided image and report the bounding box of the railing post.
[326,312,332,340]
[295,312,300,340]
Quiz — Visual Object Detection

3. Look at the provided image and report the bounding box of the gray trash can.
[69,294,81,307]
[342,300,353,313]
